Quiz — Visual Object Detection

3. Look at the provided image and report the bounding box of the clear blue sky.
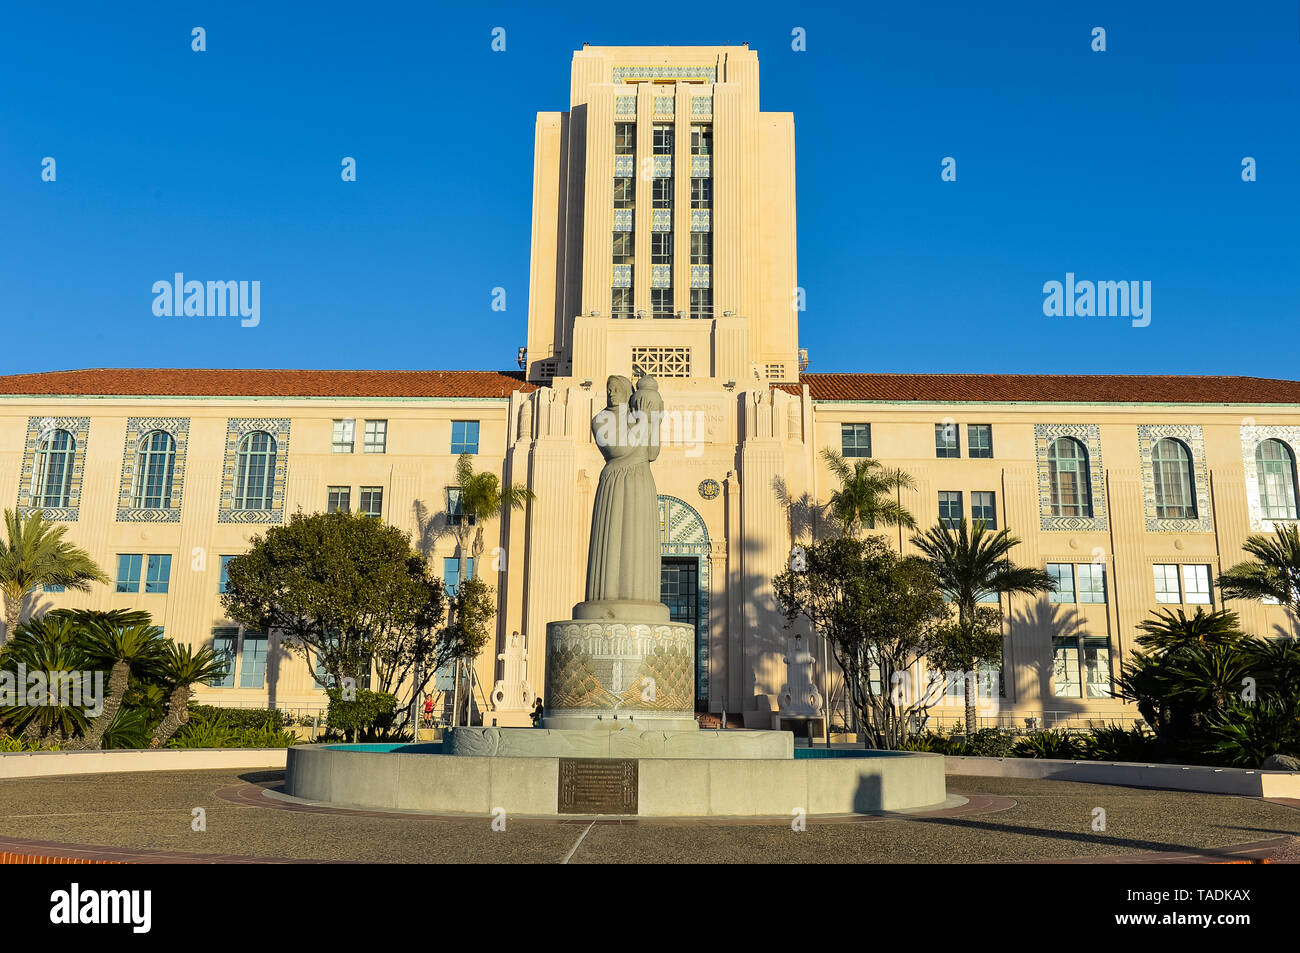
[1,1,1297,378]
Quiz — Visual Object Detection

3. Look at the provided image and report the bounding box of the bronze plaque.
[557,758,638,815]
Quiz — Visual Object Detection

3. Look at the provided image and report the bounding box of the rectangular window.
[209,628,237,688]
[938,491,963,528]
[1076,563,1107,604]
[614,122,635,155]
[443,557,476,596]
[144,554,172,594]
[612,231,633,263]
[1047,563,1074,603]
[652,178,672,208]
[450,420,480,455]
[1153,564,1181,603]
[935,423,960,458]
[359,487,383,518]
[689,288,712,319]
[1083,636,1112,697]
[690,177,711,208]
[116,554,142,593]
[447,487,475,526]
[363,419,387,453]
[690,231,711,265]
[1053,637,1082,697]
[650,288,673,316]
[651,232,672,264]
[611,287,633,317]
[219,555,236,593]
[327,486,351,513]
[332,419,354,453]
[653,123,674,155]
[690,124,711,155]
[1182,564,1212,605]
[971,491,997,528]
[239,631,268,689]
[841,423,871,458]
[613,177,635,208]
[968,424,993,458]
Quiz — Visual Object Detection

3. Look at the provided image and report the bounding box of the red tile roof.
[783,373,1300,404]
[0,368,1296,405]
[0,368,535,399]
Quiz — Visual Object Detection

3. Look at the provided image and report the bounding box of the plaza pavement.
[0,769,1296,864]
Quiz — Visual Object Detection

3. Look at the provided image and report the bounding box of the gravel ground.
[0,770,1296,864]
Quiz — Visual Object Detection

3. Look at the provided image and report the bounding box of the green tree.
[911,518,1056,734]
[0,509,108,642]
[148,643,229,748]
[820,450,916,539]
[70,609,165,750]
[774,535,948,749]
[221,511,448,719]
[1218,524,1300,638]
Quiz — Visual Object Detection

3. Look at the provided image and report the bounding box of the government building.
[3,45,1299,732]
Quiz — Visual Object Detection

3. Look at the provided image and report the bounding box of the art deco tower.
[525,45,800,389]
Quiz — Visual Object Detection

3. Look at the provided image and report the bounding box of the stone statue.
[780,634,824,715]
[575,375,668,622]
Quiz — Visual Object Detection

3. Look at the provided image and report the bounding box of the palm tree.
[820,449,916,538]
[0,509,109,643]
[911,518,1057,734]
[148,643,229,748]
[448,453,534,585]
[1134,607,1245,654]
[1218,524,1300,638]
[71,609,165,750]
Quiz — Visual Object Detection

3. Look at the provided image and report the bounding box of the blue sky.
[1,1,1297,378]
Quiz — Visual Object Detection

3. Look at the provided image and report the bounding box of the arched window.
[1257,439,1299,520]
[233,431,277,510]
[1047,437,1092,518]
[132,430,177,508]
[30,429,75,508]
[1152,438,1196,519]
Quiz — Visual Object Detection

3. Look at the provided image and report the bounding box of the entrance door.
[660,557,702,708]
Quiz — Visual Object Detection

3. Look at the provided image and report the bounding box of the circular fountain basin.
[284,740,946,817]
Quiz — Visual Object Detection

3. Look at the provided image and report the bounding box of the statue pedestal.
[543,618,696,731]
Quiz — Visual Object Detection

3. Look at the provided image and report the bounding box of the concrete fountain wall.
[283,744,947,817]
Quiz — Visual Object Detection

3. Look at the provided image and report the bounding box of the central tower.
[524,45,800,390]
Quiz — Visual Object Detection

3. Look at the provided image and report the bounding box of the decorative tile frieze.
[217,418,291,524]
[17,415,90,522]
[690,265,712,289]
[691,155,711,178]
[615,96,636,115]
[117,417,191,523]
[653,96,675,115]
[1034,424,1107,531]
[613,209,633,231]
[690,209,711,232]
[614,155,634,177]
[1242,424,1300,531]
[653,156,672,178]
[1137,425,1212,533]
[650,265,672,289]
[614,66,716,83]
[612,264,632,289]
[651,210,672,232]
[691,96,713,115]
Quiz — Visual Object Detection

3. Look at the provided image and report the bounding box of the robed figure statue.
[575,374,669,622]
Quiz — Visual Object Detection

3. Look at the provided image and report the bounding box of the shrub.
[964,728,1016,758]
[326,689,398,741]
[0,735,59,751]
[167,721,299,748]
[1013,728,1080,759]
[1077,723,1163,763]
[187,705,286,732]
[1202,701,1300,768]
